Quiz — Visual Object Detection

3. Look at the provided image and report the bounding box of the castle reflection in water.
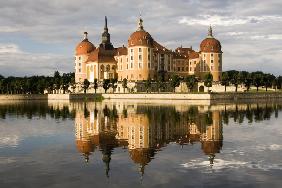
[0,100,281,178]
[74,102,223,177]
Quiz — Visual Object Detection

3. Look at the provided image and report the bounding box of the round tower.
[75,32,95,83]
[199,26,222,81]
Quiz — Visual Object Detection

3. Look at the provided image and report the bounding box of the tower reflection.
[74,102,223,176]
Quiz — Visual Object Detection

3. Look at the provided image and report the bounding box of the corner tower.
[127,16,154,81]
[75,32,95,83]
[199,26,222,81]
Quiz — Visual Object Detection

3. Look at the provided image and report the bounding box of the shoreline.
[1,92,282,102]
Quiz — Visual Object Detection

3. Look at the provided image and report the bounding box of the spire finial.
[83,31,88,40]
[208,25,213,37]
[137,14,144,31]
[104,16,108,31]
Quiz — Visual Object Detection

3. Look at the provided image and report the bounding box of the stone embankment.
[1,92,282,101]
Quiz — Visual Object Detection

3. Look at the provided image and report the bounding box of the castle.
[74,16,222,84]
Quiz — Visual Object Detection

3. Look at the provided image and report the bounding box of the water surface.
[0,100,282,188]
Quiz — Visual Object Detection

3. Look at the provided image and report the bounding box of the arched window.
[106,64,110,72]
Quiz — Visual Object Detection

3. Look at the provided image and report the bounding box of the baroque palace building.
[74,16,222,83]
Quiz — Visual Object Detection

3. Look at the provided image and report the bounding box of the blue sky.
[0,0,282,76]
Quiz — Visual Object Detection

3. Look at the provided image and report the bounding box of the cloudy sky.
[0,0,282,77]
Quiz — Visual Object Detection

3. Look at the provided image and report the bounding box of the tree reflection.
[1,101,282,177]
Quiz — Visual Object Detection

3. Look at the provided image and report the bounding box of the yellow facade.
[75,17,222,83]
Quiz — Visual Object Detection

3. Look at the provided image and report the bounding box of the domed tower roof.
[128,16,154,47]
[129,148,155,165]
[75,32,96,55]
[200,26,222,53]
[76,139,95,162]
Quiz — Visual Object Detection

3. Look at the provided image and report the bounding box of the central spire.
[104,16,108,32]
[100,16,114,50]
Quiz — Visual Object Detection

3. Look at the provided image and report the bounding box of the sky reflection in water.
[0,101,282,188]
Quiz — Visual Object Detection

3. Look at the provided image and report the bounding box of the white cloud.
[0,43,22,54]
[179,15,282,26]
[0,43,72,76]
[0,26,20,33]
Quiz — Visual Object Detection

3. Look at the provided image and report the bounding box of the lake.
[0,100,282,188]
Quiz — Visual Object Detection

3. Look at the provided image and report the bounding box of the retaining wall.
[102,93,211,100]
[0,94,48,100]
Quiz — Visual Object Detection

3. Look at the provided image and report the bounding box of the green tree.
[227,70,240,92]
[241,71,252,91]
[103,79,111,93]
[70,76,76,93]
[263,73,276,91]
[83,79,90,93]
[252,71,264,92]
[93,78,98,93]
[221,72,230,92]
[110,78,118,93]
[204,73,213,92]
[122,78,127,93]
[61,73,71,94]
[145,77,152,93]
[170,75,180,92]
[276,76,282,90]
[184,75,198,92]
[53,71,61,94]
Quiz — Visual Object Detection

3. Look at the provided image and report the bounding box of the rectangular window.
[211,60,214,64]
[131,63,133,68]
[131,56,133,60]
[139,55,142,61]
[131,49,133,53]
[139,48,142,52]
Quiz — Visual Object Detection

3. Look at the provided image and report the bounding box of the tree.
[263,73,275,91]
[204,73,213,92]
[241,71,252,92]
[275,76,282,90]
[184,75,198,92]
[221,72,230,92]
[70,76,76,93]
[170,75,180,92]
[110,78,118,93]
[61,73,71,94]
[252,71,264,92]
[83,79,90,93]
[53,71,61,94]
[93,78,98,93]
[122,78,127,93]
[103,79,110,93]
[227,70,240,92]
[145,77,152,93]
